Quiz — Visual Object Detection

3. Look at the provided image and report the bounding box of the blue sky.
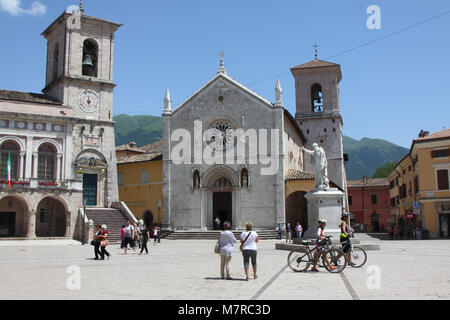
[0,0,449,148]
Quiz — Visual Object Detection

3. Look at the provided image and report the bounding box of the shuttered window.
[431,149,449,158]
[437,170,449,190]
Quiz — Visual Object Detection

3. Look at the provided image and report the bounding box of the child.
[120,225,125,249]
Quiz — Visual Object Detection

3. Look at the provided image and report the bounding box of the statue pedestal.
[303,188,345,239]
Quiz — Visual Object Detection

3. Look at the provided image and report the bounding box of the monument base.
[303,188,345,239]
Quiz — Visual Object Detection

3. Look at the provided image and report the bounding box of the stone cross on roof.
[313,44,319,60]
[217,51,227,74]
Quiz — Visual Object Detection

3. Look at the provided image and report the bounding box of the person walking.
[92,224,102,260]
[123,221,134,254]
[120,225,126,249]
[99,224,111,260]
[277,224,283,240]
[285,222,292,243]
[295,222,303,239]
[139,224,150,255]
[134,222,141,250]
[218,221,236,280]
[240,221,258,281]
[153,225,158,245]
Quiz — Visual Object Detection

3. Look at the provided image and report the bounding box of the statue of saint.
[301,143,329,190]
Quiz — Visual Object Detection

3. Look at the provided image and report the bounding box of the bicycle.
[287,236,347,273]
[338,234,367,268]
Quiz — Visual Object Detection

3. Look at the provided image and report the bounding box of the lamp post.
[157,200,161,227]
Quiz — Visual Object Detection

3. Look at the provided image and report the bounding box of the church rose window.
[205,120,236,151]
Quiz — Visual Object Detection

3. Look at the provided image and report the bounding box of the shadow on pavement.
[204,277,247,282]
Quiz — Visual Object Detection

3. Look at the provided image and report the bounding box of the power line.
[247,9,450,87]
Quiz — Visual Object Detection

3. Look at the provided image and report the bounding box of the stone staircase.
[163,229,279,240]
[85,208,129,243]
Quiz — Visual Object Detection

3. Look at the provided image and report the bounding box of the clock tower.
[41,7,122,206]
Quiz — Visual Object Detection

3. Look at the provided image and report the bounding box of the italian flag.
[6,152,11,190]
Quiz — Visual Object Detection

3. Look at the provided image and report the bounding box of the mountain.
[343,136,409,180]
[114,114,162,147]
[113,115,409,180]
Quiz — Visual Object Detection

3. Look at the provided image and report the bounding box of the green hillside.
[114,115,409,180]
[114,114,162,147]
[343,136,409,180]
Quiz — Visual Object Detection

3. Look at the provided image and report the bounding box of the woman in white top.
[240,221,259,281]
[218,221,237,280]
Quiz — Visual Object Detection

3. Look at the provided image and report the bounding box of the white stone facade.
[0,9,120,239]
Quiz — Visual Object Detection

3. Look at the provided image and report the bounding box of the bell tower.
[41,7,122,121]
[291,57,345,191]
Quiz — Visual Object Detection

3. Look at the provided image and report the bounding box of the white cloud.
[0,0,47,16]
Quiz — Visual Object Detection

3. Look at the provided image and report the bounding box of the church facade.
[0,8,121,239]
[161,60,324,230]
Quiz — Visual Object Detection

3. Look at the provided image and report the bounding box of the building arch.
[75,148,107,165]
[202,165,239,188]
[311,83,323,112]
[35,196,67,237]
[0,139,21,181]
[82,38,98,77]
[34,139,62,154]
[285,191,308,234]
[0,136,25,151]
[0,194,30,237]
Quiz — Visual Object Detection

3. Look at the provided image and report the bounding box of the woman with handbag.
[240,221,259,281]
[99,224,111,260]
[92,224,102,260]
[218,221,236,280]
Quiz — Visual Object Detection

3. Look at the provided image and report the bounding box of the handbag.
[214,241,220,254]
[100,240,109,247]
[240,231,252,252]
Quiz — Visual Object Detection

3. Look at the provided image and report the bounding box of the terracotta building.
[347,177,390,232]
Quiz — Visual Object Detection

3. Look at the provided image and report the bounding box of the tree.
[372,162,396,179]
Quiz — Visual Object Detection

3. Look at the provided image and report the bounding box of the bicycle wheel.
[287,250,310,272]
[322,248,347,273]
[347,246,367,268]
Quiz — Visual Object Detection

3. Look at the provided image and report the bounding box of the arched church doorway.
[143,210,154,227]
[0,196,28,237]
[285,191,308,235]
[212,177,233,229]
[36,197,66,237]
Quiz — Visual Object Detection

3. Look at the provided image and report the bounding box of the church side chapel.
[0,5,128,241]
[162,52,347,231]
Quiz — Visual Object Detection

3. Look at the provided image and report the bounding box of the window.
[389,180,395,189]
[403,169,406,175]
[52,42,59,82]
[408,181,412,196]
[400,184,407,199]
[311,84,323,112]
[118,172,123,186]
[38,144,56,182]
[0,141,20,181]
[437,169,449,190]
[40,209,49,223]
[408,165,412,172]
[141,169,148,184]
[82,39,98,77]
[241,168,249,188]
[432,149,449,158]
[414,176,419,194]
[193,170,200,189]
[391,198,396,207]
[371,194,378,205]
[348,195,353,206]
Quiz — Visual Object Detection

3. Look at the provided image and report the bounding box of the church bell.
[82,54,95,76]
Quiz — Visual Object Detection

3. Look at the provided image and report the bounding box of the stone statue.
[301,143,330,190]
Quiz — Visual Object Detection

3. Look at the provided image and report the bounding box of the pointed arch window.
[193,170,200,189]
[38,144,56,182]
[82,39,98,77]
[311,84,323,112]
[241,168,249,188]
[0,141,20,181]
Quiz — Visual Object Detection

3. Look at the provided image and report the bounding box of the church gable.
[170,73,274,118]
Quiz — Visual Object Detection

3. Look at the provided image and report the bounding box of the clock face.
[79,90,99,113]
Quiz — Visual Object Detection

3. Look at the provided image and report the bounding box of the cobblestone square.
[1,236,449,300]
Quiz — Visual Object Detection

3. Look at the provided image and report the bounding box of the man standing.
[301,143,329,190]
[295,222,303,239]
[277,224,283,240]
[123,221,134,255]
[285,222,292,243]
